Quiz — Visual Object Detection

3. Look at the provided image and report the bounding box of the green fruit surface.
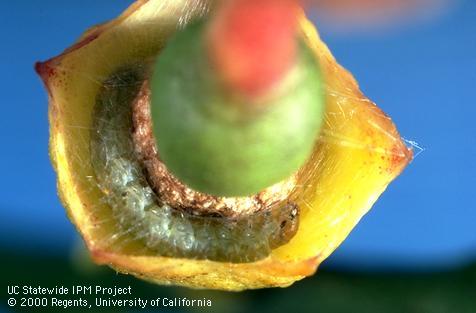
[151,21,324,197]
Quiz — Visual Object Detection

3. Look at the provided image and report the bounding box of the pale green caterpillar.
[90,66,299,263]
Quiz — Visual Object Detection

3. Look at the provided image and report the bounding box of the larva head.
[150,0,324,197]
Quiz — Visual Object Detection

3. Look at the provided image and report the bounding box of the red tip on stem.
[208,0,300,98]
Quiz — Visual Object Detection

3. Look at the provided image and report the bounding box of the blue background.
[1,0,475,271]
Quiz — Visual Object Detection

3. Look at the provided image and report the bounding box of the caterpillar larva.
[90,66,300,263]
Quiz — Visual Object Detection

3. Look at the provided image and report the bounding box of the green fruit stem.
[150,20,324,197]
